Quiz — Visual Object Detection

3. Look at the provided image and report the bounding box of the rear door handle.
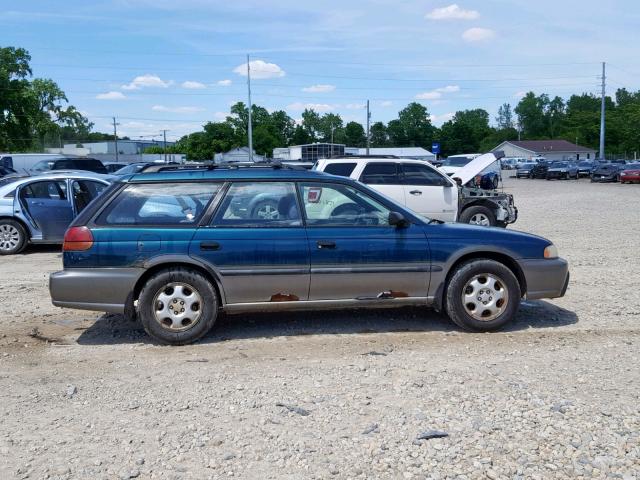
[200,241,221,251]
[317,240,336,249]
[409,190,422,195]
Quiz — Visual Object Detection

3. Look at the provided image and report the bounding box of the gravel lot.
[1,176,638,480]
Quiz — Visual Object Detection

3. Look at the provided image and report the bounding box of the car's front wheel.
[459,206,496,227]
[138,268,218,345]
[445,259,520,332]
[0,219,27,255]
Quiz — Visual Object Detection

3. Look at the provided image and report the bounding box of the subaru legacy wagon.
[50,165,569,345]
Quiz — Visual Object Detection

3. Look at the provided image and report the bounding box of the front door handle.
[317,240,336,249]
[409,190,422,195]
[200,241,221,251]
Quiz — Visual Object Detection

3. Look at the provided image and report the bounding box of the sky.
[2,0,639,141]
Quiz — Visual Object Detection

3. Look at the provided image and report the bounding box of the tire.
[459,206,496,227]
[138,267,218,345]
[445,259,521,332]
[0,219,27,255]
[251,200,279,220]
[492,176,499,189]
[563,173,568,180]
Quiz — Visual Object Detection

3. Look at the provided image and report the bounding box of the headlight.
[544,244,559,259]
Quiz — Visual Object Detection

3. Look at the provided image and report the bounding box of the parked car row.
[514,159,640,183]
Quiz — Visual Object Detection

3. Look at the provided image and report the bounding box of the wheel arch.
[460,199,500,213]
[435,251,526,312]
[132,257,227,312]
[0,215,31,240]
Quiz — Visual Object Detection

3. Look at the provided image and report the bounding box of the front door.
[18,180,73,241]
[358,162,406,206]
[191,182,310,304]
[400,162,457,221]
[299,181,430,301]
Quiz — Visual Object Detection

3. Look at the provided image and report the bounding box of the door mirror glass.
[388,211,409,228]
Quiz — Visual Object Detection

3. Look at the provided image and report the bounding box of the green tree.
[496,103,514,130]
[387,103,434,148]
[439,109,492,156]
[369,121,389,147]
[343,121,366,147]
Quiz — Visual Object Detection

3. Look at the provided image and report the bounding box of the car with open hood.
[0,172,113,254]
[49,163,568,345]
[313,153,517,227]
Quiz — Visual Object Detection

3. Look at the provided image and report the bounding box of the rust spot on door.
[270,293,300,302]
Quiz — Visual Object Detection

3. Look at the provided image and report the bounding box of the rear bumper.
[49,268,143,314]
[518,258,569,300]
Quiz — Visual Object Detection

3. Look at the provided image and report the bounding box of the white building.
[273,143,359,162]
[357,147,435,161]
[491,140,596,162]
[214,147,265,163]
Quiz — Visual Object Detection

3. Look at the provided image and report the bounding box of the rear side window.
[54,160,75,170]
[323,162,357,177]
[95,182,221,225]
[359,163,401,185]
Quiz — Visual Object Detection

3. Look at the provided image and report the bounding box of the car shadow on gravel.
[76,300,577,346]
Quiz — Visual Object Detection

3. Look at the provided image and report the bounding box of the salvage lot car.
[515,162,537,179]
[314,153,517,227]
[50,165,569,345]
[591,163,626,183]
[545,161,579,180]
[620,163,640,183]
[0,172,112,254]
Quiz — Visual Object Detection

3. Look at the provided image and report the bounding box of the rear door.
[71,180,109,214]
[358,162,405,206]
[17,180,73,241]
[400,162,457,221]
[190,181,310,304]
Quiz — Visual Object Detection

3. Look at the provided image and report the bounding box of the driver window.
[300,182,391,227]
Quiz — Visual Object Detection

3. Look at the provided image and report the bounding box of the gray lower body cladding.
[517,258,569,300]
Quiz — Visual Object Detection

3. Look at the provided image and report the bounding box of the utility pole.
[599,62,606,161]
[161,129,169,163]
[366,99,371,155]
[246,54,254,163]
[112,117,120,163]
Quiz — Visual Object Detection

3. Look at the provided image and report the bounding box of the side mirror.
[389,211,410,228]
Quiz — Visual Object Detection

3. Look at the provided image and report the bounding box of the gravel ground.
[1,176,638,480]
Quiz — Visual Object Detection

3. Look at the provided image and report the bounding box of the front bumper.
[518,258,569,300]
[546,170,567,179]
[50,268,143,314]
[621,174,640,182]
[591,174,617,182]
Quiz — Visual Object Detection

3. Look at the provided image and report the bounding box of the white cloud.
[233,60,285,79]
[287,102,335,112]
[213,111,228,120]
[415,85,460,100]
[96,91,126,100]
[121,74,173,90]
[152,105,205,113]
[345,103,366,110]
[379,100,393,107]
[426,4,479,20]
[181,80,206,89]
[430,112,455,124]
[514,91,527,99]
[462,27,495,42]
[216,79,232,86]
[302,84,336,93]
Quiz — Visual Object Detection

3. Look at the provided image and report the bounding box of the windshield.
[31,160,55,172]
[624,163,640,169]
[443,157,472,167]
[550,162,568,168]
[578,161,591,167]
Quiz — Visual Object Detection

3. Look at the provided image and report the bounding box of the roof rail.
[328,154,400,159]
[148,160,310,173]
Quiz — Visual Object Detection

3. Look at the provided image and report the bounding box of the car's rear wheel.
[251,200,279,220]
[138,268,218,345]
[459,206,496,227]
[0,219,27,255]
[445,259,520,332]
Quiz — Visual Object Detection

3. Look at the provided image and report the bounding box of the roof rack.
[148,160,310,173]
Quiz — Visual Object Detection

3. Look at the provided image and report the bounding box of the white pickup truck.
[313,153,517,227]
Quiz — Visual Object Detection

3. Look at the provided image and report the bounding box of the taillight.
[63,226,94,251]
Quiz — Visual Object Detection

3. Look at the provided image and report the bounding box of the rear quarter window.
[323,162,357,177]
[95,182,221,226]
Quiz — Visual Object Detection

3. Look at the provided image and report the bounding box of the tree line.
[3,46,640,160]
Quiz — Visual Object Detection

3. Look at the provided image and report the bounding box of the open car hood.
[450,152,501,185]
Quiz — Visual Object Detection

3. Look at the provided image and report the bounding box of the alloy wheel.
[462,274,509,321]
[0,224,20,252]
[152,282,203,332]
